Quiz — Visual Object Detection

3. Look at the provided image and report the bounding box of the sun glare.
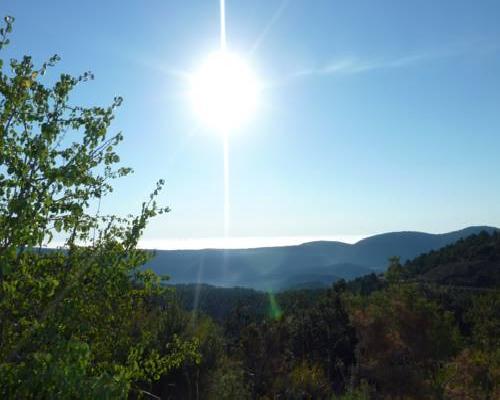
[190,51,259,132]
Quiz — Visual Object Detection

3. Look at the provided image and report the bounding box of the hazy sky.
[3,0,500,248]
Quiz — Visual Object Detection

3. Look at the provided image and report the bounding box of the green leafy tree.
[281,360,331,400]
[443,292,500,399]
[466,291,500,352]
[385,256,404,285]
[289,281,357,394]
[352,285,461,399]
[0,15,198,398]
[207,357,251,400]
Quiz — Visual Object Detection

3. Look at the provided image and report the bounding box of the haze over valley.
[147,226,497,289]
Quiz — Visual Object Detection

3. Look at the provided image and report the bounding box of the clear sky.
[3,0,500,248]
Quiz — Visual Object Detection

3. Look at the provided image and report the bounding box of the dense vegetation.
[170,233,499,399]
[404,230,500,287]
[0,14,498,399]
[0,15,197,398]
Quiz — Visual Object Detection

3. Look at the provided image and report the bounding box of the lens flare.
[268,292,283,320]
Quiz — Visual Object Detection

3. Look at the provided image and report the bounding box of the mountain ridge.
[145,226,498,290]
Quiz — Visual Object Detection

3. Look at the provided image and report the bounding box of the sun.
[190,51,259,132]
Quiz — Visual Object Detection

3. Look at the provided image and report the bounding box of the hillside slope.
[405,230,500,288]
[145,226,497,289]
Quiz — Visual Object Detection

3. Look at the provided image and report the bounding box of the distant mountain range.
[144,226,498,290]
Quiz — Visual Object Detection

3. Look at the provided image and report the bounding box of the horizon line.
[138,225,497,250]
[137,235,367,250]
[45,225,497,251]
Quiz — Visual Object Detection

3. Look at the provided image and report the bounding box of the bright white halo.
[190,51,259,132]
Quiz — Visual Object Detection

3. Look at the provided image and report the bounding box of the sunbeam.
[223,133,230,238]
[218,0,229,251]
[189,0,260,268]
[250,0,290,55]
[220,0,226,50]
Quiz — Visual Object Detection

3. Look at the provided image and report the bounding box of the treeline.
[407,230,500,276]
[172,283,323,323]
[160,232,499,399]
[404,230,500,287]
[167,286,499,399]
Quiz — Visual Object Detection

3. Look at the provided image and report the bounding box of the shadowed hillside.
[146,226,497,289]
[404,230,500,288]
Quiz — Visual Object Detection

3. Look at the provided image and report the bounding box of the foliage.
[174,283,269,323]
[169,251,498,400]
[0,15,198,398]
[443,348,500,400]
[333,381,372,400]
[385,256,404,284]
[282,360,331,399]
[346,273,385,296]
[207,358,251,400]
[351,285,461,398]
[288,282,357,393]
[404,231,500,287]
[441,291,500,399]
[466,291,500,351]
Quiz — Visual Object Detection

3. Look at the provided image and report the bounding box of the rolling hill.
[404,230,500,288]
[145,226,497,290]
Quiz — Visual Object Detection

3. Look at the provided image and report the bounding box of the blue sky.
[3,0,500,248]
